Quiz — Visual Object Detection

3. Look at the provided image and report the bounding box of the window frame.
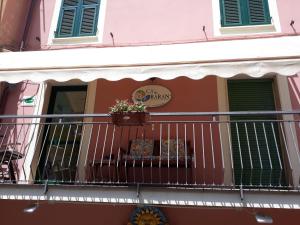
[219,0,271,27]
[48,0,107,45]
[212,0,281,36]
[55,0,100,38]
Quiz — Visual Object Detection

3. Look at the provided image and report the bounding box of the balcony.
[0,111,299,191]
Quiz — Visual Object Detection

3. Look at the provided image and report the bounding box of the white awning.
[0,36,300,83]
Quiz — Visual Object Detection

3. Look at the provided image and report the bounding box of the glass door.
[36,86,87,183]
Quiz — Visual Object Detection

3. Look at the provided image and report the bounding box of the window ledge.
[219,24,276,36]
[51,36,99,45]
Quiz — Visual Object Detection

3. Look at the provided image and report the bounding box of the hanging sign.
[132,85,172,107]
[127,206,169,225]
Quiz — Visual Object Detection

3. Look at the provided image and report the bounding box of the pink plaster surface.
[20,0,300,50]
[1,200,300,225]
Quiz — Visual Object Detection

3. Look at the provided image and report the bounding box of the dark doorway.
[227,79,285,187]
[36,85,87,183]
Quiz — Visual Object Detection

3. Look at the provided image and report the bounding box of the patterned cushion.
[161,139,186,158]
[130,139,154,159]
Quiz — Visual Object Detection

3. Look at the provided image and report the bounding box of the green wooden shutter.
[79,0,100,36]
[56,0,100,38]
[247,0,271,25]
[220,0,271,27]
[220,0,242,26]
[228,80,284,187]
[56,0,80,37]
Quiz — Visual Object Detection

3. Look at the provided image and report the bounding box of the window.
[220,0,271,27]
[55,0,100,38]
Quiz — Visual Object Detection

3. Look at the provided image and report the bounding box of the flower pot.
[110,112,149,126]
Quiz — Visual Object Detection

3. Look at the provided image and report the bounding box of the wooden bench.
[120,139,194,167]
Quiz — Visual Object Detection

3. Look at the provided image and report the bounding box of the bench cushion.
[161,139,186,158]
[129,139,154,159]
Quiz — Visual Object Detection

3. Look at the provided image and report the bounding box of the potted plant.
[109,99,149,126]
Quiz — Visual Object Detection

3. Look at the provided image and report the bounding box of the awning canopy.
[0,36,300,83]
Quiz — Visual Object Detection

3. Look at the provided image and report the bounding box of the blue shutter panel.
[247,0,271,25]
[220,0,271,27]
[57,8,77,37]
[220,0,242,26]
[228,80,285,187]
[56,0,100,38]
[79,1,99,36]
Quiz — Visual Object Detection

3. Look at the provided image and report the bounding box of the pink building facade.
[1,0,300,224]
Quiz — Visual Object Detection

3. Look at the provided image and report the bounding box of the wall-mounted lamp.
[202,25,208,41]
[290,20,295,26]
[110,32,115,46]
[149,77,156,83]
[255,213,273,224]
[23,202,39,213]
[290,20,296,33]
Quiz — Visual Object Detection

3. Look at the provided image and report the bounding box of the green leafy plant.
[109,99,146,113]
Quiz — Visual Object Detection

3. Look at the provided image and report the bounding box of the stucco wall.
[1,200,300,225]
[23,0,300,50]
[87,77,223,184]
[0,0,31,51]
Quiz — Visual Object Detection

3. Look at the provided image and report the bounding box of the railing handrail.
[0,110,299,119]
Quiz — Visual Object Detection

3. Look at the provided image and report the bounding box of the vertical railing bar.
[176,123,179,184]
[75,124,86,167]
[29,123,44,182]
[116,127,124,183]
[271,122,283,186]
[43,123,58,180]
[201,123,205,185]
[141,126,146,184]
[235,122,243,187]
[226,122,234,185]
[133,127,139,184]
[193,123,197,185]
[6,124,24,181]
[289,122,300,166]
[17,123,32,181]
[74,123,86,183]
[280,122,293,186]
[218,122,225,185]
[60,124,71,169]
[262,122,273,187]
[167,123,170,184]
[108,125,116,182]
[52,124,64,167]
[92,124,101,166]
[83,124,94,183]
[0,126,9,161]
[0,125,15,165]
[84,124,94,167]
[150,123,155,184]
[253,122,263,186]
[159,124,162,184]
[11,124,26,181]
[209,120,215,185]
[244,122,253,186]
[36,124,50,180]
[124,127,131,183]
[3,124,17,182]
[184,123,188,185]
[68,124,79,168]
[91,124,101,182]
[100,124,109,182]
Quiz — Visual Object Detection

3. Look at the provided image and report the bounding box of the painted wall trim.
[1,184,300,209]
[212,0,281,36]
[47,0,107,45]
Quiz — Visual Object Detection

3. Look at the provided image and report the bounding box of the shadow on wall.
[23,0,43,51]
[288,75,300,109]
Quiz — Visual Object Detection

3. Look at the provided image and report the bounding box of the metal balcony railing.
[0,111,300,190]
